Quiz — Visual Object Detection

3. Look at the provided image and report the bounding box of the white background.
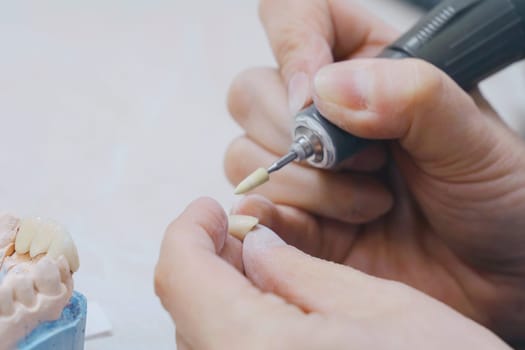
[0,1,522,349]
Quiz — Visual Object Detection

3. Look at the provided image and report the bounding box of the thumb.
[312,58,507,175]
[242,226,401,315]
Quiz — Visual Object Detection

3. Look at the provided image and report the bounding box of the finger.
[312,58,508,173]
[219,234,244,274]
[227,67,292,155]
[232,194,359,263]
[329,0,398,60]
[176,330,193,350]
[232,194,321,254]
[243,229,514,350]
[154,197,292,347]
[259,0,396,112]
[228,67,387,171]
[242,226,410,317]
[259,0,332,112]
[225,137,393,224]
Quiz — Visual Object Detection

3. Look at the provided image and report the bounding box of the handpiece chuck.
[234,137,315,195]
[267,151,298,174]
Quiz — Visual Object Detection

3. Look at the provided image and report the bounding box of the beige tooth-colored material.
[0,256,73,350]
[0,286,14,316]
[15,217,41,254]
[48,234,79,273]
[32,256,63,296]
[228,215,259,241]
[17,217,80,273]
[234,168,270,195]
[12,274,36,307]
[0,260,73,350]
[29,223,55,258]
[55,256,74,292]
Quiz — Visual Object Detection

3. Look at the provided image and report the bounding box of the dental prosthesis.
[0,214,79,350]
[228,215,259,241]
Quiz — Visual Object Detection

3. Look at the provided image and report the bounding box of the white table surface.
[0,1,522,349]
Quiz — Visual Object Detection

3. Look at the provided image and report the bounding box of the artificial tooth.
[47,231,79,273]
[0,285,14,316]
[29,222,56,258]
[33,256,62,296]
[0,214,18,247]
[228,215,259,241]
[12,274,36,307]
[15,218,41,254]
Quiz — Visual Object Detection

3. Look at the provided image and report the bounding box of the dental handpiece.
[254,0,525,183]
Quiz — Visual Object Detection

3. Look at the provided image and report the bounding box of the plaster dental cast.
[155,0,525,349]
[0,214,79,350]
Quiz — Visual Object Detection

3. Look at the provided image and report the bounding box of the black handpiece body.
[298,0,525,169]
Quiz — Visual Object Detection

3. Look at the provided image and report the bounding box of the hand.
[154,198,511,350]
[224,0,525,344]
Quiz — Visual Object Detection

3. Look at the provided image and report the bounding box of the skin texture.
[154,198,512,350]
[221,0,525,346]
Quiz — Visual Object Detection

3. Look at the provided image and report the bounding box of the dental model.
[0,214,79,350]
[228,215,259,241]
[234,168,270,195]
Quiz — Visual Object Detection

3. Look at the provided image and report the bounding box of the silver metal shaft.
[267,151,298,174]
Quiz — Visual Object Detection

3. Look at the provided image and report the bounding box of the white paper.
[85,301,113,340]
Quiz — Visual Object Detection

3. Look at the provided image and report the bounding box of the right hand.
[224,0,525,345]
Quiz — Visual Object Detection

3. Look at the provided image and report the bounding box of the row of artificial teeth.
[15,218,79,273]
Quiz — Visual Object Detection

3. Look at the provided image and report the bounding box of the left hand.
[154,197,510,350]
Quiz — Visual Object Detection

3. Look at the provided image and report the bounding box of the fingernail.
[288,72,310,115]
[229,198,243,214]
[314,64,370,110]
[244,226,285,251]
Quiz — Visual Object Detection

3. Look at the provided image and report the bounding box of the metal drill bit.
[267,151,298,174]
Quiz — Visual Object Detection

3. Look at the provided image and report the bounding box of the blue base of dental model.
[17,291,87,350]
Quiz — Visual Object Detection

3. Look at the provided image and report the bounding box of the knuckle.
[407,59,445,110]
[153,264,168,300]
[273,28,310,76]
[369,58,449,139]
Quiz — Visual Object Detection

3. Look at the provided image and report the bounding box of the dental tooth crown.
[15,217,79,273]
[228,215,259,241]
[0,214,81,349]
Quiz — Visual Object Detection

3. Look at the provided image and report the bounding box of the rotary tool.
[236,0,525,194]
